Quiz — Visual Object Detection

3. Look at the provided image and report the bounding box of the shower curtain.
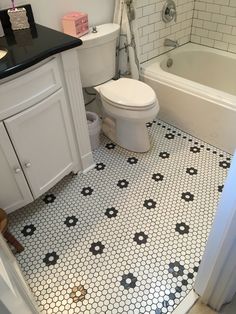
[113,0,140,80]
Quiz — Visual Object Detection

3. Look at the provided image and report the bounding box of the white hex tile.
[8,119,231,314]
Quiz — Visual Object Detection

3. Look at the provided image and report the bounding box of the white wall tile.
[143,4,156,16]
[228,43,236,53]
[226,16,236,26]
[134,0,194,62]
[135,0,236,63]
[192,0,236,53]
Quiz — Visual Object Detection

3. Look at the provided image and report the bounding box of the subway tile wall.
[134,0,195,63]
[191,0,236,53]
[134,0,236,63]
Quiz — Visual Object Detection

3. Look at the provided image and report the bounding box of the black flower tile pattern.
[117,179,129,189]
[152,173,164,182]
[146,122,152,128]
[218,185,224,192]
[182,279,188,286]
[143,198,157,209]
[175,286,182,293]
[168,293,176,300]
[105,143,116,150]
[105,207,118,218]
[194,266,199,273]
[8,119,231,314]
[186,167,198,175]
[168,261,185,277]
[70,285,87,303]
[190,146,201,153]
[21,224,36,237]
[43,252,59,266]
[175,222,190,235]
[127,157,138,164]
[81,186,93,196]
[159,152,170,159]
[89,241,105,255]
[181,192,194,202]
[43,194,56,204]
[219,160,230,169]
[133,231,148,245]
[120,273,137,289]
[95,162,106,171]
[163,300,170,308]
[165,133,175,140]
[64,216,78,227]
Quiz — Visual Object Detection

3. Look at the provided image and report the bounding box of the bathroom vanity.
[0,24,94,213]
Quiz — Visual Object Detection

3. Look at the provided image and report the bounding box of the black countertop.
[0,24,82,80]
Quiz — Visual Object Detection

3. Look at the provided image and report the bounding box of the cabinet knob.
[25,162,31,168]
[14,167,21,174]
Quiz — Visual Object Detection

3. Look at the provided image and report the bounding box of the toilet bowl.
[77,23,159,152]
[96,78,159,152]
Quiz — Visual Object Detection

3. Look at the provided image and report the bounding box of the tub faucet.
[164,38,179,48]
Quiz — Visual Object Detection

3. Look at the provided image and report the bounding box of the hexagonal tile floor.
[8,119,231,314]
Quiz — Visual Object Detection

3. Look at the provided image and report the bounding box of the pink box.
[62,12,89,38]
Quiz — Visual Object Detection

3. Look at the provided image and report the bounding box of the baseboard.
[172,290,199,314]
[81,152,95,173]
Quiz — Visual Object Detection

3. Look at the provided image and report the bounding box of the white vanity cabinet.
[5,89,78,199]
[0,51,94,213]
[0,123,33,212]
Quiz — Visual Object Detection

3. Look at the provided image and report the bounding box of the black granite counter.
[0,24,82,79]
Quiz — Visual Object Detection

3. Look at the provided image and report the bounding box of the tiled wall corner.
[191,0,236,53]
[134,0,236,64]
[134,0,194,63]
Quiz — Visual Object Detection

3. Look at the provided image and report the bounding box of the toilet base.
[102,117,151,153]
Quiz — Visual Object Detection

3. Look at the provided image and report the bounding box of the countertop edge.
[0,24,83,80]
[0,41,81,80]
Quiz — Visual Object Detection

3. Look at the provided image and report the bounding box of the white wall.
[0,0,115,31]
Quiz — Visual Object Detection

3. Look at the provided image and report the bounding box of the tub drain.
[167,58,173,68]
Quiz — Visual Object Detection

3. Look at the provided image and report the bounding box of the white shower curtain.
[113,0,139,80]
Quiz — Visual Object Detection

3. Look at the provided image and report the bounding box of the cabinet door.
[0,123,33,213]
[5,89,78,199]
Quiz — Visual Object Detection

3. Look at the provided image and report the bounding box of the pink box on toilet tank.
[62,12,89,38]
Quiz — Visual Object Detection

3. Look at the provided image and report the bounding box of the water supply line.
[84,88,96,106]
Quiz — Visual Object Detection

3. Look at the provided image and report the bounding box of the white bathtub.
[141,43,236,154]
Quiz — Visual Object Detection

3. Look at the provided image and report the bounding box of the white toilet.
[78,23,159,152]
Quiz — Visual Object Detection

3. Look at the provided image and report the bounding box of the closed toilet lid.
[100,78,157,110]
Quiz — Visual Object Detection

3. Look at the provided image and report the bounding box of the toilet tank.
[77,23,120,88]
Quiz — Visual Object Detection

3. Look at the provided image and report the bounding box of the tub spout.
[164,38,179,48]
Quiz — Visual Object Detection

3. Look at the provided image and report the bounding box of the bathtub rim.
[140,43,236,111]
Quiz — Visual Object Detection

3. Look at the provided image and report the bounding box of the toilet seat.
[100,78,157,111]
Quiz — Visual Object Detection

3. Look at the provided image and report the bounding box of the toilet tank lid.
[100,78,157,109]
[79,23,120,49]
